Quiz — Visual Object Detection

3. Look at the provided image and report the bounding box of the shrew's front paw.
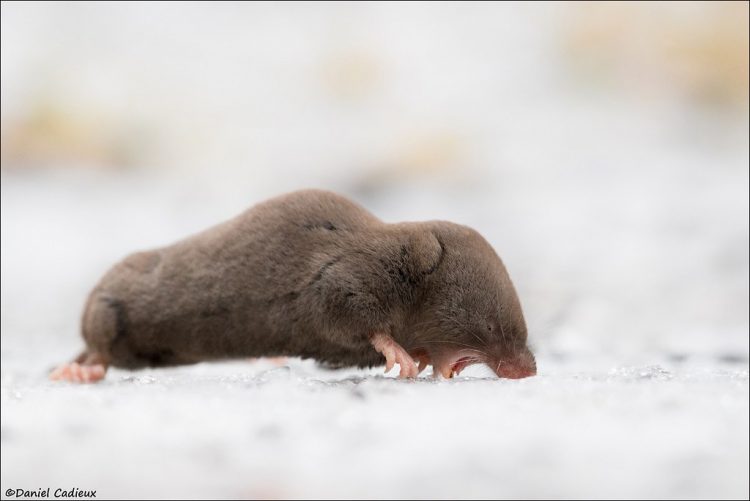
[370,333,418,379]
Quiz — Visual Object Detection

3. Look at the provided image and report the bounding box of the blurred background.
[2,1,747,363]
[1,2,748,499]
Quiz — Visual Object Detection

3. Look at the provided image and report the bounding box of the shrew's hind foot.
[50,352,109,384]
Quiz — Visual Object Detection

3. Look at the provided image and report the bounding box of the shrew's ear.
[407,230,444,276]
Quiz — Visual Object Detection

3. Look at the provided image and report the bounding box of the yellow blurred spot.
[1,99,148,169]
[320,50,382,101]
[397,131,466,176]
[563,1,749,108]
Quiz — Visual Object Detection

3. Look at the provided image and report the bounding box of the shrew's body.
[51,190,536,383]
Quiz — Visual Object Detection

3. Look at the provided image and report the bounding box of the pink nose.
[496,363,536,379]
[494,350,537,379]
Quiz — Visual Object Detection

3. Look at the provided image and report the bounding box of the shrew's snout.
[493,347,536,379]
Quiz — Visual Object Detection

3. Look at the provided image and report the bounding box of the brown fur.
[79,189,534,373]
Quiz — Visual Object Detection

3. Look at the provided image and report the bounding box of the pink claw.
[370,333,418,379]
